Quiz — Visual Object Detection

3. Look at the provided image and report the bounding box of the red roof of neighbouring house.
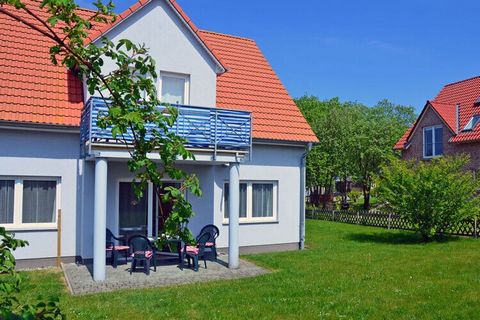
[394,76,480,149]
[0,0,317,143]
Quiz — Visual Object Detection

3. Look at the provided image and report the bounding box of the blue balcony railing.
[80,97,252,155]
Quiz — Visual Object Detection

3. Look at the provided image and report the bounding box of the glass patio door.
[118,182,148,239]
[118,181,181,239]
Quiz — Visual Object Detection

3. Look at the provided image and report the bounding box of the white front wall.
[214,144,303,248]
[0,129,80,260]
[0,0,307,262]
[0,129,304,260]
[87,0,218,107]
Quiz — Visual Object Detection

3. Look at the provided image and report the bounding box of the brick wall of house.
[401,106,480,171]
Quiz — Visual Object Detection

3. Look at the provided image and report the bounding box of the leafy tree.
[0,0,201,243]
[0,227,63,319]
[376,155,480,241]
[297,96,414,210]
[352,100,416,209]
[297,97,360,208]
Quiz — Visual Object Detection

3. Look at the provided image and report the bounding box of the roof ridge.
[443,75,480,87]
[430,100,454,106]
[199,29,255,43]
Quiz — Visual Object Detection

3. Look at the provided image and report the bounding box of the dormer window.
[474,97,480,106]
[160,72,190,105]
[423,125,443,158]
[463,115,480,131]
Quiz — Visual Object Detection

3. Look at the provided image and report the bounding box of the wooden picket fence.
[306,209,479,238]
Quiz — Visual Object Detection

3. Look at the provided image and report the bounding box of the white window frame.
[223,181,278,224]
[423,125,443,159]
[0,176,61,231]
[463,115,480,132]
[159,71,190,105]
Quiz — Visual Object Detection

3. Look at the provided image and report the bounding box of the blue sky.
[78,0,480,112]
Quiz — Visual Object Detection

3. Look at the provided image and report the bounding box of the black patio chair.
[197,224,219,260]
[106,228,129,268]
[128,235,156,275]
[182,231,212,272]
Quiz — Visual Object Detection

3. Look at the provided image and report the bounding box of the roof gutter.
[0,121,80,133]
[253,138,316,148]
[299,142,312,250]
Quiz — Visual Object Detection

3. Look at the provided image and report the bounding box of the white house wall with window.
[0,129,80,261]
[214,145,305,250]
[86,0,218,107]
[0,0,318,272]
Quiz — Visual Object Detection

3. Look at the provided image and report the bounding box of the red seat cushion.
[131,250,153,259]
[181,245,199,255]
[106,245,129,251]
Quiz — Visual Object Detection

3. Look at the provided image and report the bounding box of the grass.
[18,221,480,319]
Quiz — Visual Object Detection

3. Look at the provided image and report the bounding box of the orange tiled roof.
[394,76,480,149]
[0,0,317,143]
[199,30,317,142]
[393,126,413,150]
[429,101,456,132]
[0,0,85,126]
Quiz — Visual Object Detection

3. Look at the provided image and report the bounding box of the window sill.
[423,154,443,160]
[222,219,279,226]
[1,225,58,232]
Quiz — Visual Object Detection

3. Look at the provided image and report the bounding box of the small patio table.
[148,237,183,266]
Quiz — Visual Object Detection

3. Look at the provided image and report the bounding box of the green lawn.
[19,221,480,319]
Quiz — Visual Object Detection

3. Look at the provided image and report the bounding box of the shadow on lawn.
[345,231,460,245]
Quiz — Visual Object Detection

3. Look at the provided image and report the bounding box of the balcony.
[80,97,252,161]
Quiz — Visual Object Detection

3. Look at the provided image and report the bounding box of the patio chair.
[106,228,129,268]
[182,231,212,272]
[197,224,219,260]
[128,235,157,275]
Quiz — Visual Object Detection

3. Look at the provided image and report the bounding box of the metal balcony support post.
[228,162,240,269]
[88,98,93,156]
[93,157,108,281]
[249,114,253,162]
[214,109,218,160]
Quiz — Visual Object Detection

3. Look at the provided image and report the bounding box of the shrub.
[0,227,63,319]
[376,155,480,241]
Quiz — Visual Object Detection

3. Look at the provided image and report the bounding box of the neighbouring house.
[395,76,480,172]
[0,0,318,279]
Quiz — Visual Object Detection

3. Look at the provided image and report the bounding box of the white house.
[0,0,318,280]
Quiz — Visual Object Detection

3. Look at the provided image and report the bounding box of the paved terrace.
[62,254,268,295]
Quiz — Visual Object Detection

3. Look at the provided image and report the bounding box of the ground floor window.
[224,181,278,223]
[0,177,60,229]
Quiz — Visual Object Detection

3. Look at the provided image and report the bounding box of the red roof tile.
[0,0,317,143]
[199,30,317,143]
[429,101,456,132]
[395,76,480,149]
[393,126,413,150]
[0,0,85,126]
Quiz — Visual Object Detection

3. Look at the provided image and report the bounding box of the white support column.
[228,162,240,269]
[93,158,108,282]
[147,182,153,237]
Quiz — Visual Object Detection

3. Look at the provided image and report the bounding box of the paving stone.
[62,254,268,295]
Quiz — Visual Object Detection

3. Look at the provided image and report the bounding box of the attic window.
[475,97,480,106]
[463,115,480,131]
